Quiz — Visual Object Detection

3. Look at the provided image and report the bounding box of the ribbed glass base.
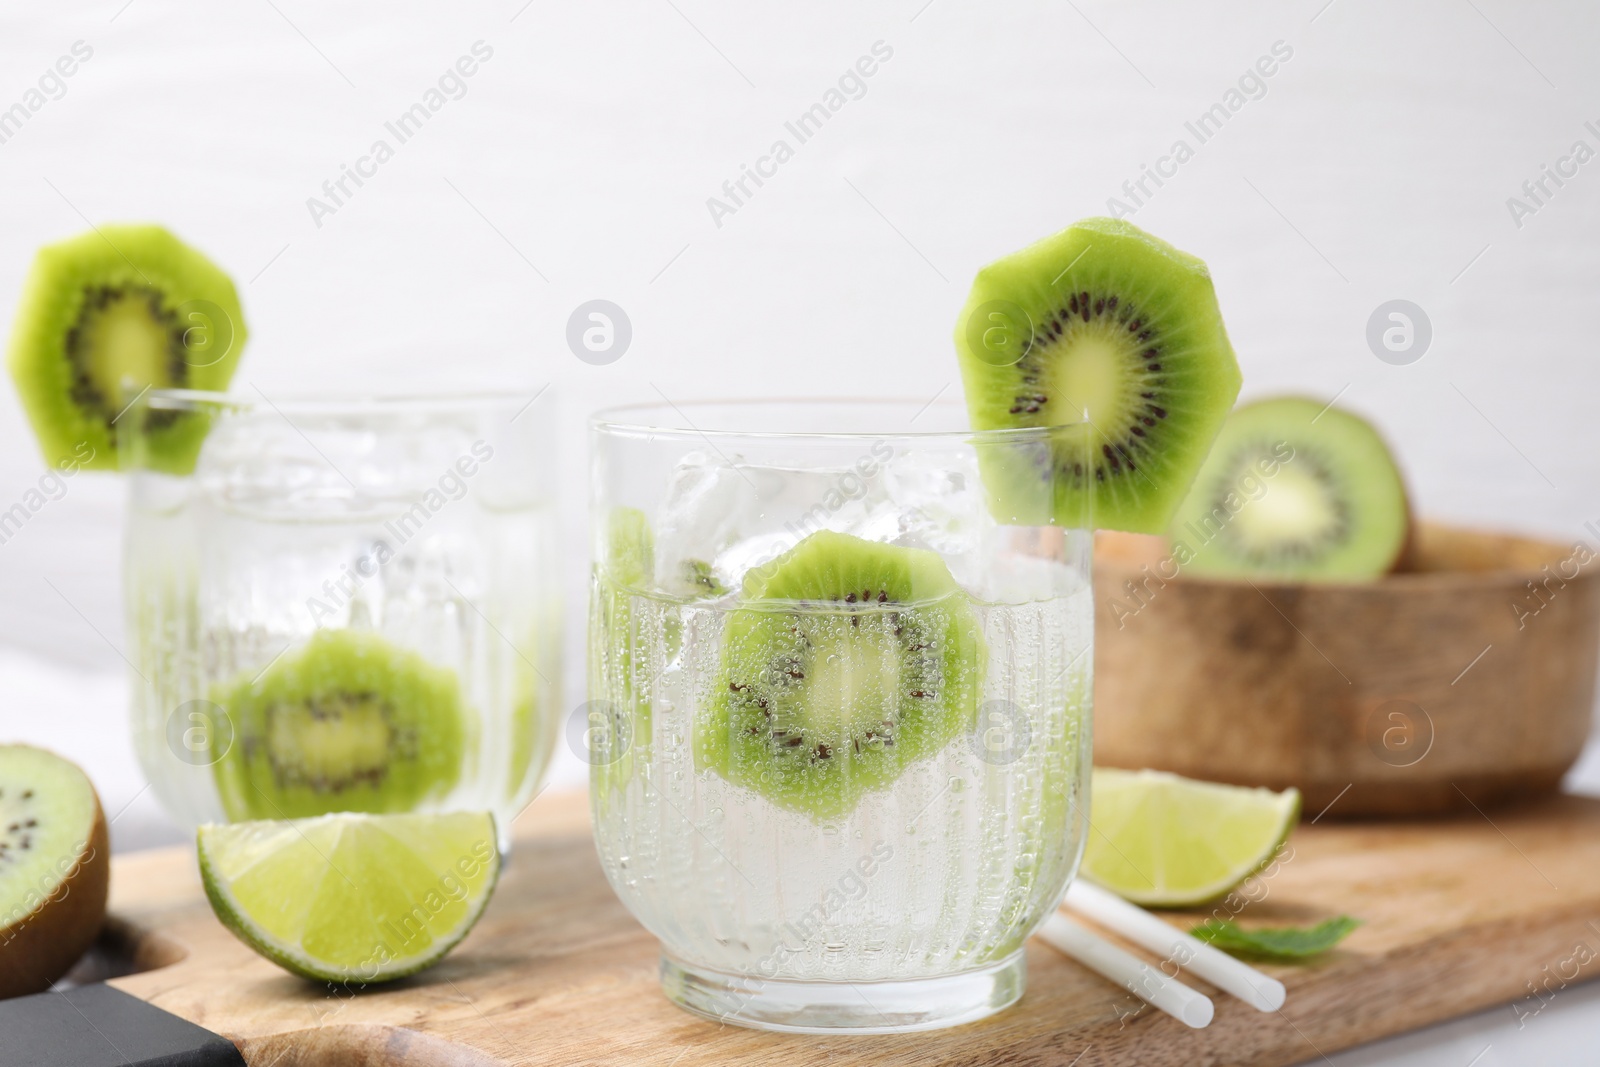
[659,951,1026,1034]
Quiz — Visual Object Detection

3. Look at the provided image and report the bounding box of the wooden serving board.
[104,790,1600,1067]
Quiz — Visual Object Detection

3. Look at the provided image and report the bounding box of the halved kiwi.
[7,224,247,474]
[696,531,982,820]
[954,217,1241,533]
[1167,396,1412,581]
[213,630,469,820]
[0,745,108,999]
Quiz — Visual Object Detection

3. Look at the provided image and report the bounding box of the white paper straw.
[1063,881,1287,1012]
[1036,913,1215,1029]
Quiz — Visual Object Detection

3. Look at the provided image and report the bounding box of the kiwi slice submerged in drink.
[1169,396,1412,580]
[591,507,656,769]
[213,630,469,821]
[7,224,247,474]
[696,531,982,821]
[955,217,1241,532]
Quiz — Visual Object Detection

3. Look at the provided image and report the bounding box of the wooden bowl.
[1093,523,1600,816]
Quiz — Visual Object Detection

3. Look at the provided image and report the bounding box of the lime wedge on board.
[198,811,499,982]
[1081,768,1299,908]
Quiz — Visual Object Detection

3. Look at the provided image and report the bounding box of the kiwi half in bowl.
[696,531,982,821]
[7,224,247,474]
[1168,395,1412,581]
[213,630,470,821]
[955,217,1242,533]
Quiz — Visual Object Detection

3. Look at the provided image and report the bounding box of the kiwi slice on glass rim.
[955,217,1241,533]
[0,745,109,998]
[6,224,247,474]
[1168,396,1413,581]
[696,531,982,821]
[213,630,470,821]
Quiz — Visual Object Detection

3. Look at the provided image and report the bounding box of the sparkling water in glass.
[588,400,1092,1033]
[123,391,560,849]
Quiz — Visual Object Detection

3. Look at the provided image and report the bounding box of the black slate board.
[0,983,243,1067]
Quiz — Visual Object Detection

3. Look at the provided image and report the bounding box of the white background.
[0,1,1597,1062]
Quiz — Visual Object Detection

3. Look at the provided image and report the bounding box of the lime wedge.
[1080,768,1299,908]
[198,811,500,983]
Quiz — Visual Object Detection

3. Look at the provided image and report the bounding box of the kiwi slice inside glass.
[0,745,108,998]
[213,630,469,820]
[6,224,247,474]
[696,531,982,821]
[590,506,656,770]
[603,506,655,591]
[1168,396,1412,580]
[954,217,1241,533]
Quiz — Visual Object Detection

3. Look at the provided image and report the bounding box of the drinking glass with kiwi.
[116,393,562,849]
[587,225,1243,1034]
[4,225,566,855]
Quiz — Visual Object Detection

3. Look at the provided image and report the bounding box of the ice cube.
[652,451,748,593]
[654,451,891,593]
[871,447,999,595]
[711,530,796,592]
[655,447,1077,602]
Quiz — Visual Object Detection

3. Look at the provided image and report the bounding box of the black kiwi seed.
[0,796,45,866]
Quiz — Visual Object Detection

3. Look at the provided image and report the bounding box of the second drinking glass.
[122,390,561,849]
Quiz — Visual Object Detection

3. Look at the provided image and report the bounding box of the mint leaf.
[1190,916,1359,961]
